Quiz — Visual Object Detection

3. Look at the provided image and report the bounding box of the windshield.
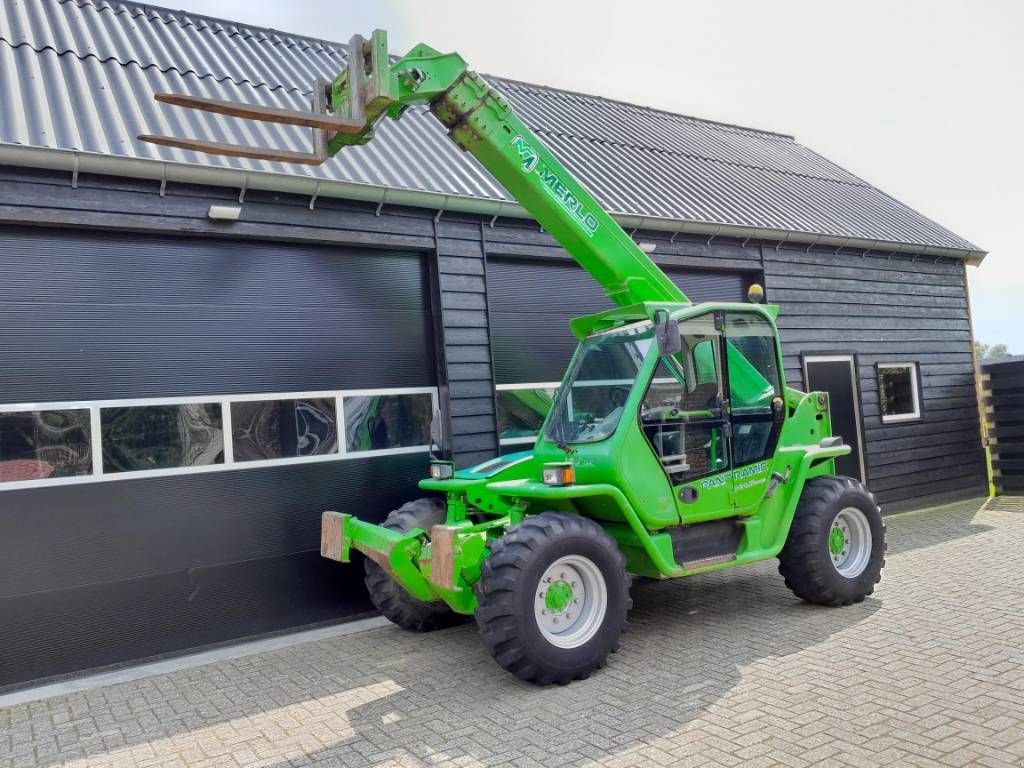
[544,324,653,445]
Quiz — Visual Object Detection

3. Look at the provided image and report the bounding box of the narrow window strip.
[0,387,438,491]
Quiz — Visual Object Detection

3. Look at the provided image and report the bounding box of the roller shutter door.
[0,227,433,401]
[489,257,753,384]
[0,226,433,686]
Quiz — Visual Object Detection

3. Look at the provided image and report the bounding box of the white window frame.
[878,362,922,424]
[0,386,437,492]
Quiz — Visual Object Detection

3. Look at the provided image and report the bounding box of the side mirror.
[653,309,682,357]
[429,409,452,460]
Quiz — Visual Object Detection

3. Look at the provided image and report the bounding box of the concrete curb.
[0,615,391,709]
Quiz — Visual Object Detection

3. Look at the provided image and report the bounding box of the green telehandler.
[140,30,885,684]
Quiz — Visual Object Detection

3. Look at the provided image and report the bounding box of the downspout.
[428,216,454,462]
[479,221,502,459]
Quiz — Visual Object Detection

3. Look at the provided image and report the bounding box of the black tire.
[475,512,631,685]
[778,476,886,606]
[363,498,466,632]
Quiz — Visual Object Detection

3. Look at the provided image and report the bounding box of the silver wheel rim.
[829,506,873,578]
[533,555,608,649]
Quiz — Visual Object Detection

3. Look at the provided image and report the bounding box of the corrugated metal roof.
[0,0,982,256]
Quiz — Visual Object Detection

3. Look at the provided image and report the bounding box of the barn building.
[0,0,987,687]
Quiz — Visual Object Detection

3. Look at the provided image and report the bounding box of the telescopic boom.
[139,30,688,308]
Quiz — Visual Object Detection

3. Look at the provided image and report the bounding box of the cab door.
[637,312,733,523]
[723,311,786,513]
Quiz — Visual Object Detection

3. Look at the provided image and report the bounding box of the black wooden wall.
[763,248,986,510]
[0,164,988,685]
[472,215,985,511]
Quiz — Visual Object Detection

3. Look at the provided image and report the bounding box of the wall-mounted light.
[207,205,242,221]
[637,242,657,253]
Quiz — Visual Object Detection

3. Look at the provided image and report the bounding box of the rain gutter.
[0,145,986,265]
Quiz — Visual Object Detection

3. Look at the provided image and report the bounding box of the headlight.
[542,462,575,486]
[429,461,454,480]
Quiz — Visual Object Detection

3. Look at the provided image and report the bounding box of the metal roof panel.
[0,0,982,255]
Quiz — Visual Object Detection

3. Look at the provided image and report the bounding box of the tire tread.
[475,512,632,685]
[363,498,465,632]
[778,476,885,607]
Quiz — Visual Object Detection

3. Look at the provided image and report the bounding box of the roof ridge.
[532,126,873,190]
[61,0,346,54]
[0,37,307,95]
[489,75,796,141]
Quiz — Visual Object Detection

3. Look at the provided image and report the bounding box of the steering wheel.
[571,387,632,440]
[587,407,624,438]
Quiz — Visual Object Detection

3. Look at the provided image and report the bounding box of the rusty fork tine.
[136,134,326,165]
[138,77,349,164]
[152,93,365,134]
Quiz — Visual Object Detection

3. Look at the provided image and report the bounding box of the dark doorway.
[803,355,866,482]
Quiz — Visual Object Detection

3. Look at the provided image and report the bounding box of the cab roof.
[569,301,779,339]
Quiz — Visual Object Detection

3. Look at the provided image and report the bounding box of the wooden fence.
[981,356,1024,495]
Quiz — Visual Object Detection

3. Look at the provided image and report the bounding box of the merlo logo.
[511,135,598,237]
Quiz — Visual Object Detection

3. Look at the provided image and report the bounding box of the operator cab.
[542,304,786,519]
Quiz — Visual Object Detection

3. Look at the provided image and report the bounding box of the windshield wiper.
[546,395,573,452]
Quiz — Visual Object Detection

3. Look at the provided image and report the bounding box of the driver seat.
[680,382,719,412]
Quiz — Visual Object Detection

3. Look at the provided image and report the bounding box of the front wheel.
[778,476,886,606]
[475,512,631,685]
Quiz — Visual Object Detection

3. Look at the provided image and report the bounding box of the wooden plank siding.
[765,246,986,510]
[437,235,500,468]
[981,358,1024,495]
[0,164,987,509]
[0,164,502,469]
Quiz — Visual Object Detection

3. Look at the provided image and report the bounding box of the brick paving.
[2,497,1023,768]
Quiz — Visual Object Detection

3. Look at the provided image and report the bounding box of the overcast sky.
[185,0,1020,352]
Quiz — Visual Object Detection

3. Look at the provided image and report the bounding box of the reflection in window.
[497,387,555,441]
[723,312,784,467]
[0,409,92,483]
[879,363,921,422]
[344,393,432,452]
[725,313,781,412]
[232,398,338,461]
[101,404,223,473]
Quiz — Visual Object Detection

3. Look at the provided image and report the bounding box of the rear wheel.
[363,498,465,632]
[778,476,885,606]
[475,512,631,685]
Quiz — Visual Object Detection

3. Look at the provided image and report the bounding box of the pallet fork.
[140,31,393,164]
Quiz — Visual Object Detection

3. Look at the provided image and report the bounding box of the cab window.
[640,314,728,483]
[725,312,784,466]
[543,324,652,445]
